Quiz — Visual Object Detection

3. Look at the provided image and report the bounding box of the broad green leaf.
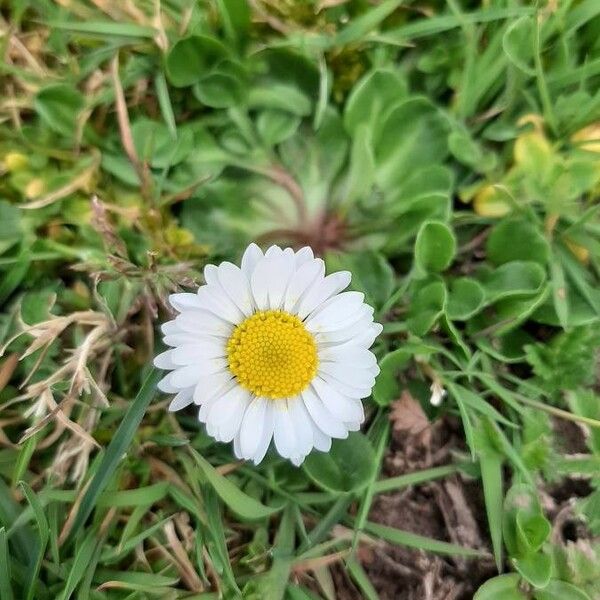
[447,277,485,320]
[414,221,456,273]
[481,261,546,303]
[474,574,526,600]
[407,281,446,336]
[303,433,375,494]
[131,119,193,168]
[257,110,301,146]
[344,68,407,134]
[514,552,552,589]
[372,349,412,406]
[166,35,230,87]
[486,219,549,266]
[190,450,281,520]
[34,83,84,137]
[534,580,591,600]
[374,97,449,190]
[503,16,535,75]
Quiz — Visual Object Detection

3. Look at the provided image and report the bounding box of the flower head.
[155,244,381,466]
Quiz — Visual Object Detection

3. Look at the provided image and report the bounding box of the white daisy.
[154,243,382,466]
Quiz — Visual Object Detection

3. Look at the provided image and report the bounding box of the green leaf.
[131,119,193,168]
[414,221,456,273]
[18,482,49,600]
[190,449,281,520]
[514,553,552,589]
[165,35,230,87]
[503,16,535,75]
[365,521,482,557]
[258,505,294,600]
[57,530,98,600]
[533,580,591,600]
[372,349,412,406]
[0,201,21,244]
[477,440,504,571]
[194,72,245,109]
[66,368,161,543]
[447,277,485,320]
[215,0,250,48]
[303,433,376,494]
[407,280,446,336]
[481,261,546,303]
[375,97,449,190]
[344,68,407,134]
[257,110,301,146]
[247,83,312,116]
[474,574,526,600]
[0,528,13,600]
[34,83,84,137]
[486,219,549,266]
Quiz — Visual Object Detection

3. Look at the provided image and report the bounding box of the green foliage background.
[1,0,600,598]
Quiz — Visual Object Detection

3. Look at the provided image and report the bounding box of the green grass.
[1,0,600,598]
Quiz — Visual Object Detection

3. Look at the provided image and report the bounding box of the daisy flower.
[154,244,381,466]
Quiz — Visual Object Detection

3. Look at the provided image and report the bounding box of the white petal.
[319,324,381,352]
[169,293,203,312]
[301,387,348,438]
[296,271,351,319]
[161,320,180,335]
[312,377,365,423]
[217,262,254,316]
[241,243,264,278]
[193,372,234,405]
[318,362,375,389]
[154,350,176,369]
[207,388,251,443]
[283,259,324,312]
[240,397,268,458]
[288,396,314,456]
[203,264,219,286]
[345,421,362,432]
[319,371,372,399]
[233,431,242,459]
[168,388,194,412]
[199,382,236,422]
[176,310,232,338]
[319,346,377,368]
[163,332,200,347]
[158,373,179,393]
[305,292,365,332]
[252,403,274,464]
[265,245,283,258]
[295,246,314,267]
[250,256,271,310]
[171,341,226,365]
[273,401,297,459]
[251,253,295,311]
[268,252,295,309]
[316,308,373,345]
[197,285,244,325]
[170,360,228,387]
[312,425,332,452]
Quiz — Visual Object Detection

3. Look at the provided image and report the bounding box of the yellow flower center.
[226,310,318,400]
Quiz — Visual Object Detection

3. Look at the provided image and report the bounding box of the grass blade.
[66,368,161,543]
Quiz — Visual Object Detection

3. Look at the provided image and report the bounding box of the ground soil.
[329,413,596,600]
